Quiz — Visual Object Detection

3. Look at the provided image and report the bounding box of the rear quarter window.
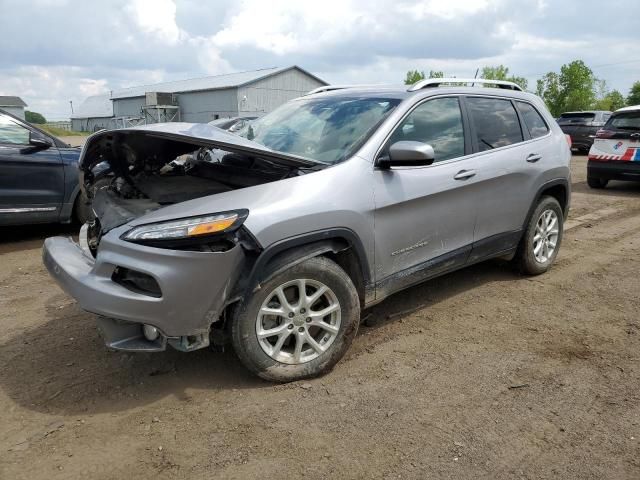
[466,97,523,152]
[606,112,640,130]
[516,102,549,139]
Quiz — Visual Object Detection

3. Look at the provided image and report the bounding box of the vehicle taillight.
[565,134,572,148]
[595,129,615,139]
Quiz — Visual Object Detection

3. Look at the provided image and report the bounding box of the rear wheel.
[231,256,360,382]
[587,176,608,189]
[516,196,563,275]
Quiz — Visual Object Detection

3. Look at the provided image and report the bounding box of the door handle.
[526,153,542,163]
[453,169,476,180]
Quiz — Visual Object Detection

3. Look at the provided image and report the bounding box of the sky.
[1,0,639,120]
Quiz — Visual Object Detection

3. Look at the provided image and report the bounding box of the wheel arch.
[243,228,373,307]
[523,178,570,230]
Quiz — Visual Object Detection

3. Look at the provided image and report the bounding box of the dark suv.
[0,109,88,225]
[557,111,612,153]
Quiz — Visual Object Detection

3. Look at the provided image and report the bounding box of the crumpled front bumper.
[42,224,245,350]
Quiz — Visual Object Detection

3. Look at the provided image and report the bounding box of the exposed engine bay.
[80,128,321,244]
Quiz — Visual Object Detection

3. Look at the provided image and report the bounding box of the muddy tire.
[587,176,608,189]
[73,191,93,225]
[516,196,563,275]
[231,256,360,382]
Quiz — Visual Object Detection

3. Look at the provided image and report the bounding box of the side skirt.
[369,230,522,307]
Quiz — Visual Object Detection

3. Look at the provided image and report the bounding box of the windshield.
[606,112,640,131]
[236,96,401,164]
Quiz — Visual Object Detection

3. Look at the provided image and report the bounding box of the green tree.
[25,111,46,124]
[537,72,563,116]
[404,70,425,85]
[481,65,528,90]
[594,89,626,111]
[628,81,640,106]
[559,60,596,112]
[404,69,445,85]
[536,60,597,116]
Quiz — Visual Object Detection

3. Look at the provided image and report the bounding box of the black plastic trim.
[523,178,570,226]
[374,229,523,304]
[375,244,471,299]
[467,230,522,264]
[245,227,372,290]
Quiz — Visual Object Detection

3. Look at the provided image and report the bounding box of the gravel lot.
[1,155,639,479]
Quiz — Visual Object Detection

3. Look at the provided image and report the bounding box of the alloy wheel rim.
[256,279,341,364]
[533,209,559,263]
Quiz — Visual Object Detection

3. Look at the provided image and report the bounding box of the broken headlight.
[122,210,248,245]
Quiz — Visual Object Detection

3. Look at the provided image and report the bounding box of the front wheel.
[515,196,563,275]
[231,256,360,382]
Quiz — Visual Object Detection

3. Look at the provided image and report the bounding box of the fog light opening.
[143,324,159,341]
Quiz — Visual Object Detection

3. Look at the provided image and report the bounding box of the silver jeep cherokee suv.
[43,78,571,382]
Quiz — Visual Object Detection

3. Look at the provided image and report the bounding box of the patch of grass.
[40,124,90,137]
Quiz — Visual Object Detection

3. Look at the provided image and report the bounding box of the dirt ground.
[58,136,88,147]
[1,155,639,479]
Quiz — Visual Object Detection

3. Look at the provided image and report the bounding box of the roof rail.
[305,84,387,96]
[408,78,523,92]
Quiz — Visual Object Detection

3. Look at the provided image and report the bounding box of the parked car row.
[556,110,611,153]
[554,105,640,189]
[586,105,640,188]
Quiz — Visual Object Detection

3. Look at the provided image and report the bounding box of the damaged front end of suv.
[44,122,325,353]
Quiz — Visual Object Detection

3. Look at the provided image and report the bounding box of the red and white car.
[587,105,640,189]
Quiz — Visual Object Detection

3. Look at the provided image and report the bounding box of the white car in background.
[587,105,640,188]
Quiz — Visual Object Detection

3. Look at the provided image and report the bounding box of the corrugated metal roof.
[110,66,325,100]
[71,66,328,119]
[0,96,27,107]
[71,94,113,119]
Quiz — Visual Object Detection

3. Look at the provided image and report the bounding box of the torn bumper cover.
[42,224,245,352]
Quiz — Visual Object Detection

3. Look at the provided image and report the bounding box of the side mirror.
[378,141,435,169]
[29,132,53,149]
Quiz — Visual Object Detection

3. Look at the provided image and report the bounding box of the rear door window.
[466,97,523,152]
[516,102,549,139]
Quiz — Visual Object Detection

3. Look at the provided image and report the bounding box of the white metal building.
[0,96,27,120]
[71,66,327,132]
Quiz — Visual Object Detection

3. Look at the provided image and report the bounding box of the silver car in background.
[43,78,571,382]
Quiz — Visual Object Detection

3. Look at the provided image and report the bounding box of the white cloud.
[212,0,367,55]
[0,0,638,119]
[397,0,492,20]
[126,0,181,44]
